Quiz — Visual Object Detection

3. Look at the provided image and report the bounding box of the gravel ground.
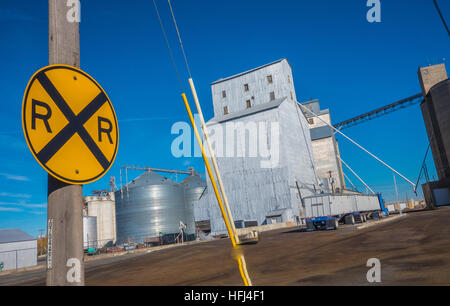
[1,207,450,286]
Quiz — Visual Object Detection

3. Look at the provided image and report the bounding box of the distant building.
[385,199,423,212]
[83,191,116,248]
[301,99,345,193]
[418,64,450,207]
[195,59,318,235]
[0,229,37,271]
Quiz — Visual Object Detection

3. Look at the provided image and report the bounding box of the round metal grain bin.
[83,216,97,249]
[181,172,206,236]
[115,172,188,244]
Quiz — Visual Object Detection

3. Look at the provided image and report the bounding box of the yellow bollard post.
[188,78,240,244]
[181,93,252,286]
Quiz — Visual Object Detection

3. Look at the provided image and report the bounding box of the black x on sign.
[22,65,119,184]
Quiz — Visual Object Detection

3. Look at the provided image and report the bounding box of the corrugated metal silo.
[115,171,189,244]
[181,171,207,236]
[83,216,97,249]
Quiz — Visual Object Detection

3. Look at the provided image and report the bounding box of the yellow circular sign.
[22,65,119,185]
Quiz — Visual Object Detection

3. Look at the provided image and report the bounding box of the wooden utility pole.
[46,0,84,286]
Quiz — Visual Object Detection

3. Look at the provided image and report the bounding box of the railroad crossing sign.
[22,65,118,184]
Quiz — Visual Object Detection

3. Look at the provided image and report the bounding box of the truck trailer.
[303,193,387,231]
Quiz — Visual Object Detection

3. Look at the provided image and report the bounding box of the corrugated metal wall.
[182,174,207,236]
[211,59,297,118]
[195,100,318,235]
[83,216,97,249]
[0,240,37,271]
[303,194,381,218]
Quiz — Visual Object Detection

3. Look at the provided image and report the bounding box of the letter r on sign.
[32,99,52,133]
[98,116,113,144]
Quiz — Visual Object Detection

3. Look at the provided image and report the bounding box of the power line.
[157,1,253,286]
[298,102,417,190]
[168,0,192,78]
[433,0,450,36]
[152,0,184,91]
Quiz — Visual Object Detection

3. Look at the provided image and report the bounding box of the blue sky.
[0,0,449,236]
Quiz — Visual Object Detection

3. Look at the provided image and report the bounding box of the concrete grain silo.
[84,192,116,248]
[418,63,450,207]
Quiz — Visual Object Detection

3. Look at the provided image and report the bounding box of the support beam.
[121,166,193,175]
[338,156,376,195]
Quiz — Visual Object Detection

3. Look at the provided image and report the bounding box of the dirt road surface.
[2,207,450,286]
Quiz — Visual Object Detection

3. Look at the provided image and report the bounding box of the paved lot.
[2,207,450,286]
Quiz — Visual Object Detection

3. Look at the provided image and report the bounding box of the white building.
[0,229,37,271]
[83,192,116,248]
[301,99,346,193]
[195,59,319,235]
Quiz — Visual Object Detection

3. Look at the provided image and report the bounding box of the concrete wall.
[0,240,37,271]
[418,64,447,96]
[421,79,450,181]
[308,111,331,129]
[236,222,296,236]
[211,59,297,117]
[311,136,345,191]
[422,178,450,208]
[304,101,345,191]
[335,139,346,190]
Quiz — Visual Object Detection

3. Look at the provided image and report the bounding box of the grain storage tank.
[181,170,207,238]
[84,192,116,248]
[83,216,97,249]
[420,77,450,207]
[115,171,190,244]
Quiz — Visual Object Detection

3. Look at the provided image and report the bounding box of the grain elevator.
[195,59,319,235]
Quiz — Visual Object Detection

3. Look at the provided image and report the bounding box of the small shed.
[0,229,37,271]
